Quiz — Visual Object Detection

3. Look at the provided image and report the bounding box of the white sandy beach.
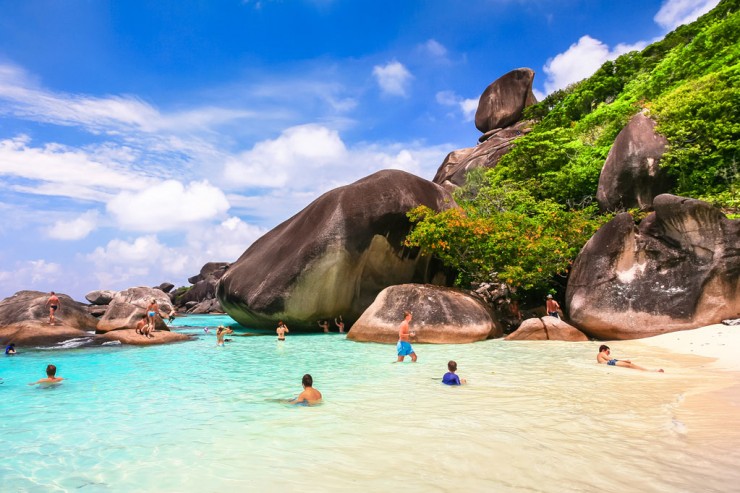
[636,323,740,372]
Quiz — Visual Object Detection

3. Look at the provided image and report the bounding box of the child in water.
[442,360,466,385]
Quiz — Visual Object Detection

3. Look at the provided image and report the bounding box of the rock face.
[97,287,174,333]
[99,329,191,346]
[172,262,228,314]
[596,113,671,212]
[348,284,502,344]
[504,317,589,341]
[218,170,457,330]
[0,291,99,346]
[475,68,537,134]
[433,121,532,190]
[85,290,117,305]
[566,194,740,339]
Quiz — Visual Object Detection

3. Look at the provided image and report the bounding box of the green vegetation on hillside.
[407,0,739,299]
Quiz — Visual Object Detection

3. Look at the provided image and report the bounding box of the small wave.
[37,337,95,350]
[102,340,122,346]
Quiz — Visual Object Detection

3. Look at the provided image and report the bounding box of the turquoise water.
[2,315,739,492]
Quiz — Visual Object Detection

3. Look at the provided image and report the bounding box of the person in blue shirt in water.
[442,360,466,385]
[5,343,16,355]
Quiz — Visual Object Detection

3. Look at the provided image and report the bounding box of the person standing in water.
[216,325,233,346]
[45,291,61,325]
[317,320,329,333]
[276,321,289,341]
[597,345,664,372]
[545,294,561,319]
[334,315,345,334]
[5,343,16,355]
[396,311,417,362]
[442,360,466,385]
[289,374,322,405]
[29,364,64,385]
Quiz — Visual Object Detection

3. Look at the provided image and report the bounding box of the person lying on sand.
[597,345,664,372]
[29,364,64,385]
[289,374,322,405]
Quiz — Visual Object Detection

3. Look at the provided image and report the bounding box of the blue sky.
[0,0,720,300]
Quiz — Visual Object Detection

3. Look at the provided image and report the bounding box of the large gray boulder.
[97,287,174,333]
[566,195,740,339]
[348,284,502,344]
[504,317,589,341]
[0,290,99,347]
[433,121,531,190]
[85,290,117,305]
[217,170,457,330]
[475,68,537,133]
[596,113,671,212]
[174,262,230,313]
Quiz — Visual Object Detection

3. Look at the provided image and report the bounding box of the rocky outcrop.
[475,68,537,134]
[97,287,174,333]
[0,291,99,346]
[99,329,191,346]
[432,121,532,190]
[156,282,175,294]
[566,194,740,339]
[596,113,671,212]
[85,290,117,305]
[348,284,502,344]
[172,262,228,314]
[218,170,457,331]
[504,317,589,341]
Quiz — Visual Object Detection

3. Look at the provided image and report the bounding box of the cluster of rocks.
[169,262,229,314]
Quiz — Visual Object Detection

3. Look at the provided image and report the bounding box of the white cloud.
[422,39,448,58]
[0,259,62,289]
[435,91,478,122]
[654,0,720,30]
[107,180,230,232]
[542,35,647,94]
[186,216,266,262]
[48,210,99,240]
[372,61,413,97]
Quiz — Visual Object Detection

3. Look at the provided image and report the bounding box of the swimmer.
[204,327,210,333]
[5,343,16,355]
[597,345,664,372]
[29,364,64,385]
[216,325,233,346]
[334,315,345,334]
[442,360,466,385]
[317,320,329,333]
[289,374,322,405]
[276,321,289,341]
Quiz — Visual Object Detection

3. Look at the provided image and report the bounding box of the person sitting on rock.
[29,364,64,386]
[597,345,663,372]
[135,314,153,338]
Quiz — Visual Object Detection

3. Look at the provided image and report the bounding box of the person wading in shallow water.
[276,321,289,341]
[396,311,417,363]
[317,320,329,333]
[334,316,345,334]
[289,374,322,405]
[45,291,61,325]
[597,345,664,372]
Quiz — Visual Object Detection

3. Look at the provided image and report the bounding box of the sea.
[1,314,739,492]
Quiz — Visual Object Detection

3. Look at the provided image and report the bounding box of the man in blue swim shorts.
[597,345,663,372]
[396,311,417,362]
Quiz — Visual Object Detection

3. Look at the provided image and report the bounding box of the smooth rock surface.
[99,329,191,346]
[596,112,671,211]
[218,170,457,330]
[566,195,740,339]
[85,290,117,305]
[347,284,502,344]
[475,68,537,133]
[505,317,589,341]
[97,287,174,333]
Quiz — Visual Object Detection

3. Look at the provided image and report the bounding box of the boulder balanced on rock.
[217,170,457,331]
[475,68,537,134]
[566,194,740,339]
[348,284,502,344]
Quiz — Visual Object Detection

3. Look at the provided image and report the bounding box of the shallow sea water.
[1,315,739,493]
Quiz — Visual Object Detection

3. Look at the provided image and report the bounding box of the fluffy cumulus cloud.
[654,0,720,30]
[372,61,413,97]
[0,259,62,295]
[48,210,99,240]
[186,216,266,262]
[107,180,230,232]
[435,91,478,121]
[542,36,647,94]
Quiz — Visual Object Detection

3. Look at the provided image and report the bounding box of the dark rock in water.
[218,170,457,330]
[157,282,175,294]
[433,121,532,190]
[475,68,537,133]
[504,317,589,341]
[347,284,502,343]
[188,298,223,314]
[97,287,174,333]
[85,290,117,305]
[566,195,740,339]
[596,113,671,212]
[0,290,99,347]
